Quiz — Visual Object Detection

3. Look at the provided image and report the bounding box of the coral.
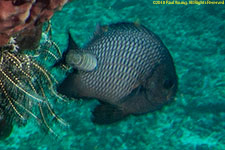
[0,0,69,49]
[14,23,43,50]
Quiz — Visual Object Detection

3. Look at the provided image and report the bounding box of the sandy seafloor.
[1,0,225,149]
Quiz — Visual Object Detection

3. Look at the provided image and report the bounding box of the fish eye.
[163,79,174,89]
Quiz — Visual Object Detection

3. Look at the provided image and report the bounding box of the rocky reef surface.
[0,0,225,149]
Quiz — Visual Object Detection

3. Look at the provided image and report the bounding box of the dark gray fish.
[57,22,178,124]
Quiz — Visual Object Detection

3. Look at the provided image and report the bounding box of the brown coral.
[0,0,69,48]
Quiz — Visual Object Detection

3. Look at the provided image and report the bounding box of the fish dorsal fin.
[134,18,141,26]
[86,22,154,49]
[85,23,108,48]
[92,22,151,37]
[93,23,109,38]
[94,23,103,36]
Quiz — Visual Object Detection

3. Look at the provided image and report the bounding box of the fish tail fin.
[92,103,128,125]
[53,31,79,67]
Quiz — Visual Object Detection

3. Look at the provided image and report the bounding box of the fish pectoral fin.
[91,103,128,125]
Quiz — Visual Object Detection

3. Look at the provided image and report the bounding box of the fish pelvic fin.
[91,103,129,125]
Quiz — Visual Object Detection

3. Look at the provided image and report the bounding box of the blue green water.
[1,0,225,149]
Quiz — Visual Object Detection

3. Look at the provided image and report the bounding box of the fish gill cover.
[0,0,225,150]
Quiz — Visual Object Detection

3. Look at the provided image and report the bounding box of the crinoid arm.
[0,38,69,138]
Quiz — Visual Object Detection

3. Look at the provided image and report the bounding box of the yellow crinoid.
[0,37,68,138]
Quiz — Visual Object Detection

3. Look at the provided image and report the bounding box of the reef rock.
[0,0,69,49]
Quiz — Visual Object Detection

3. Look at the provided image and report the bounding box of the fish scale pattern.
[79,23,169,103]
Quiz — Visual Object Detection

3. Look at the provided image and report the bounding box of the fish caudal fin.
[54,32,79,67]
[92,103,128,124]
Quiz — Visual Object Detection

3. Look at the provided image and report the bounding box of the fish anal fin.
[92,103,128,125]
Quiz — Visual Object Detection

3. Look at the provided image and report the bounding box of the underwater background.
[1,0,225,149]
